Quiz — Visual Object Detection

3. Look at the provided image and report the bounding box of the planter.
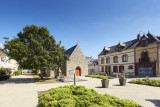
[101,79,109,88]
[119,79,127,86]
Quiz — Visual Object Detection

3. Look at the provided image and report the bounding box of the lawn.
[38,85,141,107]
[85,75,114,79]
[128,79,160,87]
[33,74,62,84]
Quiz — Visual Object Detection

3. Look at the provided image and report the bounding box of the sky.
[0,0,160,58]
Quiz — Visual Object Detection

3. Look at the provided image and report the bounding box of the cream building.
[86,56,98,75]
[0,44,18,71]
[98,37,139,75]
[99,32,160,77]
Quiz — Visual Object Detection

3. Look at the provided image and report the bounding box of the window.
[1,57,5,62]
[118,47,122,52]
[142,40,148,47]
[101,58,104,64]
[113,66,118,72]
[113,56,118,63]
[106,57,110,63]
[101,66,104,72]
[128,65,133,69]
[122,54,128,62]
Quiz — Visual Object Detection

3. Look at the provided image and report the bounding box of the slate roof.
[64,45,77,56]
[99,32,160,56]
[99,39,138,56]
[0,48,7,54]
[86,56,98,65]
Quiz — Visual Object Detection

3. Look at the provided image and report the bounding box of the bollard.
[74,73,76,85]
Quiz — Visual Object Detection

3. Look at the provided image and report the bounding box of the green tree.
[4,25,69,79]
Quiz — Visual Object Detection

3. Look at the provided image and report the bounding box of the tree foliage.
[4,25,69,74]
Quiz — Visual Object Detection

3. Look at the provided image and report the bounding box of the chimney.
[0,43,3,49]
[137,34,141,40]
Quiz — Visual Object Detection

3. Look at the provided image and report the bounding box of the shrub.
[0,69,12,79]
[0,69,6,78]
[85,75,114,79]
[128,79,160,87]
[32,70,38,74]
[13,70,22,75]
[38,85,141,107]
[119,75,125,79]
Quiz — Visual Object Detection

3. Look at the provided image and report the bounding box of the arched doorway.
[75,67,81,76]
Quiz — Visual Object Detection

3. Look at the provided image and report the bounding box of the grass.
[85,75,114,79]
[33,74,62,84]
[128,79,160,87]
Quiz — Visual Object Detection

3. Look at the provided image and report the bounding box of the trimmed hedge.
[0,69,12,78]
[128,79,160,87]
[85,75,114,79]
[13,70,22,75]
[39,85,141,107]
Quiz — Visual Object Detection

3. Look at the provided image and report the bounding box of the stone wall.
[66,45,88,76]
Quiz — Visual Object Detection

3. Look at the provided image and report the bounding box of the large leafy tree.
[4,25,69,78]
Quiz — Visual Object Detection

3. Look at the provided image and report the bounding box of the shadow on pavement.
[112,84,121,86]
[146,99,160,107]
[0,74,35,84]
[95,86,103,88]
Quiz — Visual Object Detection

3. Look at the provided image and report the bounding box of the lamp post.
[74,73,76,85]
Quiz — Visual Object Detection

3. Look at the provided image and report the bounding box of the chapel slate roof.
[98,32,160,56]
[64,45,77,56]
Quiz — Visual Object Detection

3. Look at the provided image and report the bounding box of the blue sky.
[0,0,160,58]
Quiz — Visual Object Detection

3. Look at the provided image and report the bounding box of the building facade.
[98,40,137,75]
[50,43,88,77]
[0,44,18,71]
[135,33,160,77]
[98,32,160,77]
[86,57,98,75]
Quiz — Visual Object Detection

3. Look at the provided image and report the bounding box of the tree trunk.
[40,69,44,80]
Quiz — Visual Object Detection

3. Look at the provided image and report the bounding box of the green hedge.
[0,69,12,78]
[38,85,141,107]
[128,79,160,87]
[85,75,114,79]
[13,70,22,75]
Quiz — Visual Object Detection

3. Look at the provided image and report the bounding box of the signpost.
[74,73,76,85]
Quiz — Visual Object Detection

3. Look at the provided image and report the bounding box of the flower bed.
[128,79,160,87]
[85,75,114,79]
[38,85,141,107]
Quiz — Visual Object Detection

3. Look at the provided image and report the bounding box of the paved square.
[0,74,159,107]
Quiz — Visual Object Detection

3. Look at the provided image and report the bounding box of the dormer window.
[142,40,148,47]
[118,47,122,52]
[140,35,149,47]
[117,43,125,52]
[103,47,110,55]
